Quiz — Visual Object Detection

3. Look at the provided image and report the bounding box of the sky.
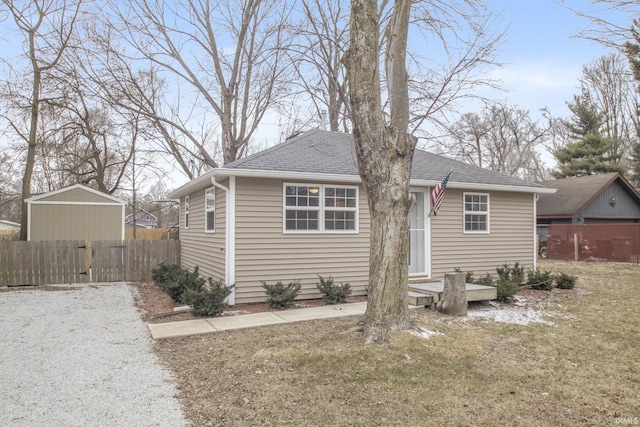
[474,0,631,120]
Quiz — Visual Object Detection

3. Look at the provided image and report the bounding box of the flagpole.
[429,168,453,217]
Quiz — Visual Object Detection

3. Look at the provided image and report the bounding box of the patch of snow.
[412,328,444,339]
[469,307,555,326]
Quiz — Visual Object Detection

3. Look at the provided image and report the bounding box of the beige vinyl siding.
[30,205,122,241]
[431,189,535,278]
[234,177,370,304]
[180,184,226,282]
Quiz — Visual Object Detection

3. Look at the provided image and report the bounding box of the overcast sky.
[477,0,631,119]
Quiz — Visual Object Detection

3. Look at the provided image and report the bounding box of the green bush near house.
[496,277,519,302]
[474,273,494,287]
[151,264,207,303]
[262,280,302,309]
[496,262,525,285]
[151,263,183,287]
[555,272,577,289]
[528,268,554,291]
[182,279,233,317]
[316,275,351,304]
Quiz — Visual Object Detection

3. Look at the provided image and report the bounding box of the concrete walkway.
[149,302,368,339]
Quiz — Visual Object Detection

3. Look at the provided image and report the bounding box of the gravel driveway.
[0,283,187,427]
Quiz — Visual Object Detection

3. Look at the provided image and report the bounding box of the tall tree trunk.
[348,0,416,344]
[20,58,41,241]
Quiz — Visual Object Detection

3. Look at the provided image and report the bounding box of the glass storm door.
[409,191,426,275]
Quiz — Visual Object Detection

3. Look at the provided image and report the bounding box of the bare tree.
[443,102,553,181]
[579,53,638,166]
[285,0,351,132]
[348,0,415,345]
[109,0,294,166]
[0,0,82,240]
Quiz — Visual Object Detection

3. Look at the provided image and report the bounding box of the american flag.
[430,169,452,216]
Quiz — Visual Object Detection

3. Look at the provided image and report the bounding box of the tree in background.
[553,90,625,178]
[444,102,552,181]
[0,0,82,240]
[579,54,638,170]
[110,0,295,167]
[625,19,640,186]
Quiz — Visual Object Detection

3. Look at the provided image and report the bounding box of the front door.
[409,191,429,276]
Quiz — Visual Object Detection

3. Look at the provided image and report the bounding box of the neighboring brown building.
[169,130,555,305]
[537,173,640,226]
[26,184,125,241]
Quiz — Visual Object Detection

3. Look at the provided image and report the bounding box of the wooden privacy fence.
[0,240,180,286]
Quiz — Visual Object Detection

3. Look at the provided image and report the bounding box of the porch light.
[609,196,617,207]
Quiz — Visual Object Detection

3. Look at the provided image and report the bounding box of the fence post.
[574,233,579,262]
[85,241,92,282]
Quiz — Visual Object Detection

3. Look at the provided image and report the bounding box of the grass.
[154,260,640,426]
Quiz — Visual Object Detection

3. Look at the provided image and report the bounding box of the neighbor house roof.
[169,130,555,198]
[537,173,640,218]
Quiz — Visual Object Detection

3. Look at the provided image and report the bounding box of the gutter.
[210,175,236,305]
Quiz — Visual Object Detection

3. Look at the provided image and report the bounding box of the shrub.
[153,265,206,303]
[555,272,577,290]
[474,273,494,287]
[454,267,475,284]
[262,280,302,309]
[151,263,183,286]
[528,268,554,291]
[316,275,351,304]
[182,279,233,317]
[496,277,519,302]
[496,262,525,284]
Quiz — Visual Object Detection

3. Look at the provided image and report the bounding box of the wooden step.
[409,281,497,304]
[408,291,434,307]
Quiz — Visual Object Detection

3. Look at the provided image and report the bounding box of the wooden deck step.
[408,291,434,307]
[409,281,497,304]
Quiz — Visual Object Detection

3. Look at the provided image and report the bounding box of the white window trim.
[205,187,216,233]
[463,192,490,234]
[283,183,359,234]
[184,195,190,229]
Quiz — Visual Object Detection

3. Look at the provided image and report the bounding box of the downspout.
[533,193,539,270]
[211,175,236,305]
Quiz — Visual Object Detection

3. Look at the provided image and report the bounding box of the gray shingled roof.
[536,173,620,217]
[224,129,545,189]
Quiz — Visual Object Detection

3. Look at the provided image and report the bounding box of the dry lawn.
[154,260,640,426]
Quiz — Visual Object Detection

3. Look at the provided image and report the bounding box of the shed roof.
[26,184,125,205]
[536,173,640,217]
[169,130,553,198]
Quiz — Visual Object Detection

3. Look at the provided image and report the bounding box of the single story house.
[25,184,125,241]
[168,130,555,305]
[125,209,158,229]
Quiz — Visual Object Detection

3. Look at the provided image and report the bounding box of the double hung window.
[464,193,489,233]
[284,184,358,233]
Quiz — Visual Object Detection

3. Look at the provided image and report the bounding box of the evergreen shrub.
[316,275,351,304]
[262,280,302,309]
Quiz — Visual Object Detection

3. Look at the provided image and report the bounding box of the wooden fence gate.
[0,240,180,286]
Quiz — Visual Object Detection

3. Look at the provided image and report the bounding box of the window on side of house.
[283,184,358,233]
[284,185,320,231]
[324,186,357,231]
[205,187,215,232]
[464,192,489,233]
[184,195,190,229]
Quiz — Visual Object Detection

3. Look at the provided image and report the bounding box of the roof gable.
[26,184,125,205]
[537,173,640,217]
